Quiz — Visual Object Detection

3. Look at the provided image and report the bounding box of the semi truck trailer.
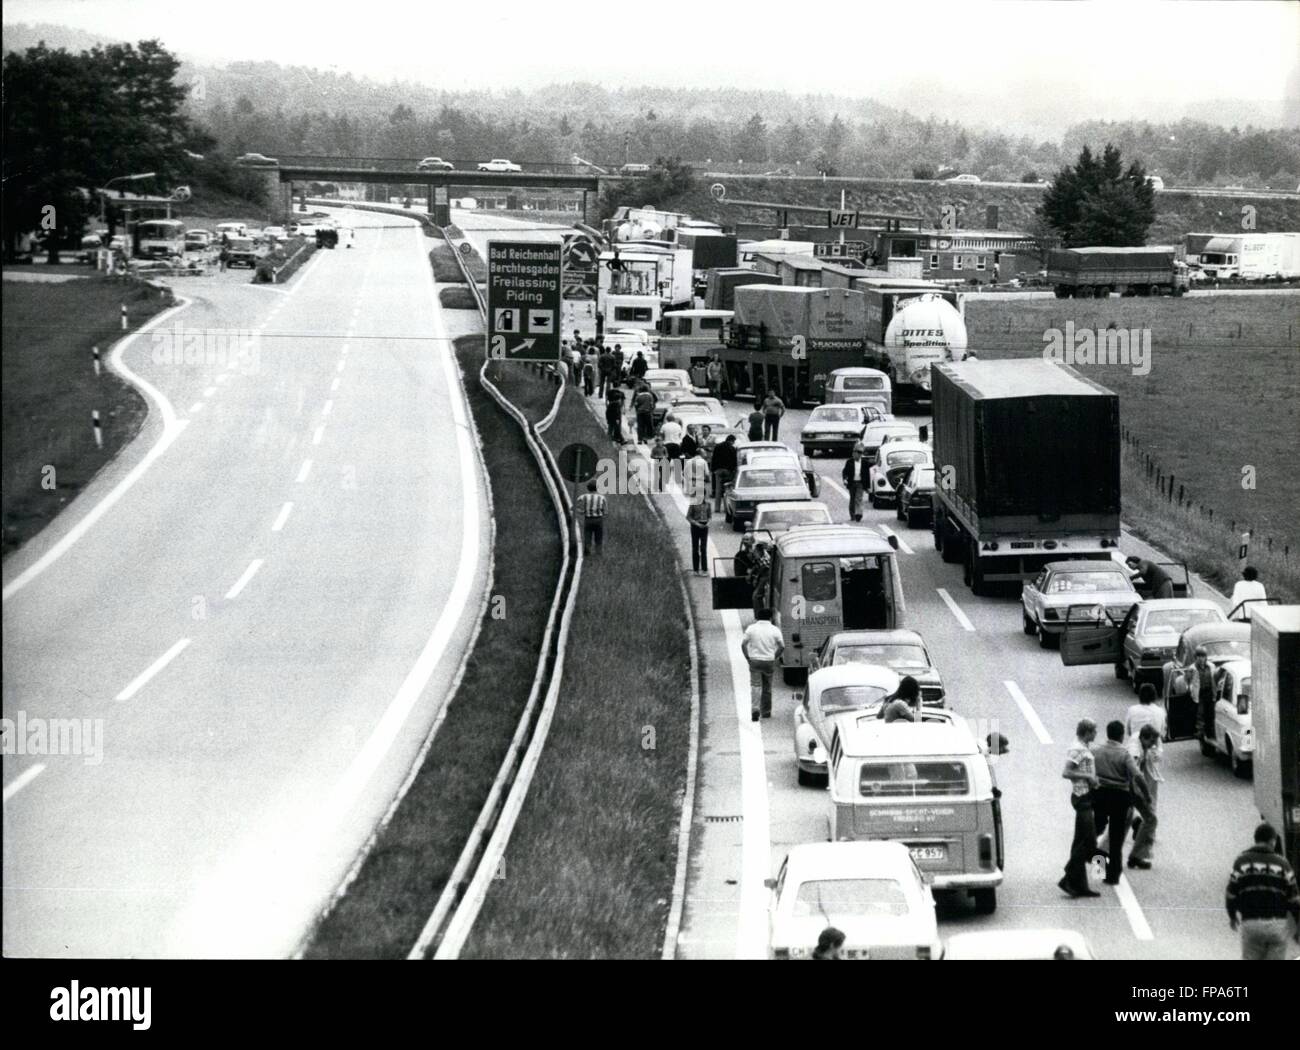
[931,360,1122,594]
[1199,232,1300,281]
[1047,246,1189,298]
[1251,605,1300,871]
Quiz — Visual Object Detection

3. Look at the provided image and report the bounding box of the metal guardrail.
[406,222,581,960]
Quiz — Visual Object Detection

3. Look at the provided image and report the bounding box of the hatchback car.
[793,663,901,785]
[895,465,937,527]
[1021,560,1138,649]
[667,397,729,433]
[860,421,919,465]
[724,463,812,530]
[808,629,946,706]
[183,229,212,251]
[768,842,941,960]
[800,404,879,457]
[417,156,454,171]
[1059,598,1227,689]
[868,441,933,508]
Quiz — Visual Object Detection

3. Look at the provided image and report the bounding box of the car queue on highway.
[553,324,1295,961]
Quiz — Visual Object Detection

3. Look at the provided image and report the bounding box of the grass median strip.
[2,277,170,558]
[304,334,560,959]
[462,376,692,959]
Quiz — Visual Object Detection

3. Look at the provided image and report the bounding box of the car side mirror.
[886,534,899,550]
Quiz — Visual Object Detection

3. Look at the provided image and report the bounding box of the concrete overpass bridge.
[241,156,611,223]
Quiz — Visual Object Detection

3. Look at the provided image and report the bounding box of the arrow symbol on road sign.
[507,339,535,355]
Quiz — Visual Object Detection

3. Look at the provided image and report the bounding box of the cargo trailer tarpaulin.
[488,241,562,361]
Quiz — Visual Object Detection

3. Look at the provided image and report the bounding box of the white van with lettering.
[827,716,1003,913]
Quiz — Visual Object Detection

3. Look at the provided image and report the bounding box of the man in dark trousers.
[612,344,625,384]
[761,391,786,441]
[842,443,870,522]
[630,351,649,381]
[633,383,656,443]
[597,347,616,398]
[1060,718,1102,898]
[711,435,738,512]
[1225,822,1300,960]
[605,383,626,444]
[1091,720,1149,886]
[1126,556,1174,599]
[575,479,607,555]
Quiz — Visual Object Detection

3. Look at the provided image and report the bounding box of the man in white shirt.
[1229,566,1267,621]
[659,414,684,463]
[741,610,784,721]
[682,448,710,504]
[1125,683,1168,757]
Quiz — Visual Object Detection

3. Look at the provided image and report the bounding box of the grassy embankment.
[2,278,172,558]
[965,294,1298,600]
[462,366,693,958]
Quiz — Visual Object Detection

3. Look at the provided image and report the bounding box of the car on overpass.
[946,173,981,183]
[235,153,278,166]
[417,156,454,171]
[766,841,941,959]
[477,158,523,173]
[619,163,651,176]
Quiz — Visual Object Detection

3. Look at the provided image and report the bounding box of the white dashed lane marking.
[296,459,313,483]
[224,559,264,601]
[3,764,47,804]
[114,638,192,701]
[271,502,294,533]
[936,587,976,631]
[1002,680,1053,745]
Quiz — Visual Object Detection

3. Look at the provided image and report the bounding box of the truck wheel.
[933,515,945,552]
[969,554,989,596]
[971,888,997,915]
[1114,661,1128,679]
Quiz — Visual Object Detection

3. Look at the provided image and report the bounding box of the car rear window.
[757,508,832,528]
[739,468,802,488]
[834,644,928,669]
[811,407,862,422]
[858,761,970,798]
[842,377,885,390]
[1145,608,1224,632]
[1047,572,1130,594]
[818,684,893,713]
[792,878,908,918]
[885,450,930,468]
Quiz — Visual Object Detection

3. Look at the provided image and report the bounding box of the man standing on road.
[1128,724,1163,870]
[741,609,784,721]
[683,444,710,506]
[612,344,625,384]
[1187,646,1219,744]
[1060,718,1102,898]
[630,350,649,382]
[686,497,711,576]
[706,355,724,399]
[1229,566,1267,621]
[1092,720,1149,886]
[1225,822,1300,960]
[575,479,607,555]
[633,383,656,443]
[711,435,738,513]
[583,348,598,397]
[1126,556,1174,599]
[598,347,616,398]
[1125,683,1167,750]
[605,383,627,444]
[762,390,786,441]
[660,413,684,466]
[843,443,869,522]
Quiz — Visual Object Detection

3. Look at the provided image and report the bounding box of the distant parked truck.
[1047,246,1189,298]
[1199,232,1300,281]
[931,360,1122,594]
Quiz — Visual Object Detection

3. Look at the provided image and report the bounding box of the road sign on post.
[487,241,562,361]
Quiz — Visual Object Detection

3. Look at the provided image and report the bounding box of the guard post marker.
[92,345,101,376]
[120,304,128,330]
[1238,530,1250,573]
[92,410,103,449]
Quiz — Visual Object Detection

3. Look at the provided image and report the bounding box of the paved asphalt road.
[457,209,1270,961]
[2,210,489,957]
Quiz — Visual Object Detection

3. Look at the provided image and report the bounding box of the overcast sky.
[5,0,1297,107]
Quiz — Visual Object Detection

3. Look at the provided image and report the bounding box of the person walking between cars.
[747,538,774,619]
[1125,683,1167,749]
[649,435,669,492]
[660,414,684,467]
[683,446,710,506]
[1092,720,1149,886]
[605,384,626,444]
[741,609,784,721]
[877,676,923,723]
[686,497,711,576]
[1225,822,1300,960]
[711,434,737,513]
[583,351,597,396]
[634,384,656,443]
[742,401,765,442]
[843,443,869,522]
[575,479,607,555]
[1229,566,1267,621]
[598,348,616,398]
[612,345,625,384]
[630,350,649,381]
[1060,718,1102,898]
[762,391,786,441]
[1187,646,1219,744]
[1128,724,1163,870]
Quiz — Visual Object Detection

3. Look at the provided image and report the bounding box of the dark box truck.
[1251,605,1300,871]
[931,360,1122,594]
[704,268,770,312]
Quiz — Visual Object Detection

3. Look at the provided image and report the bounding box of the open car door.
[1059,603,1124,666]
[712,557,754,610]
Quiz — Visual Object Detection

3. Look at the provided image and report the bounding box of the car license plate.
[909,845,947,862]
